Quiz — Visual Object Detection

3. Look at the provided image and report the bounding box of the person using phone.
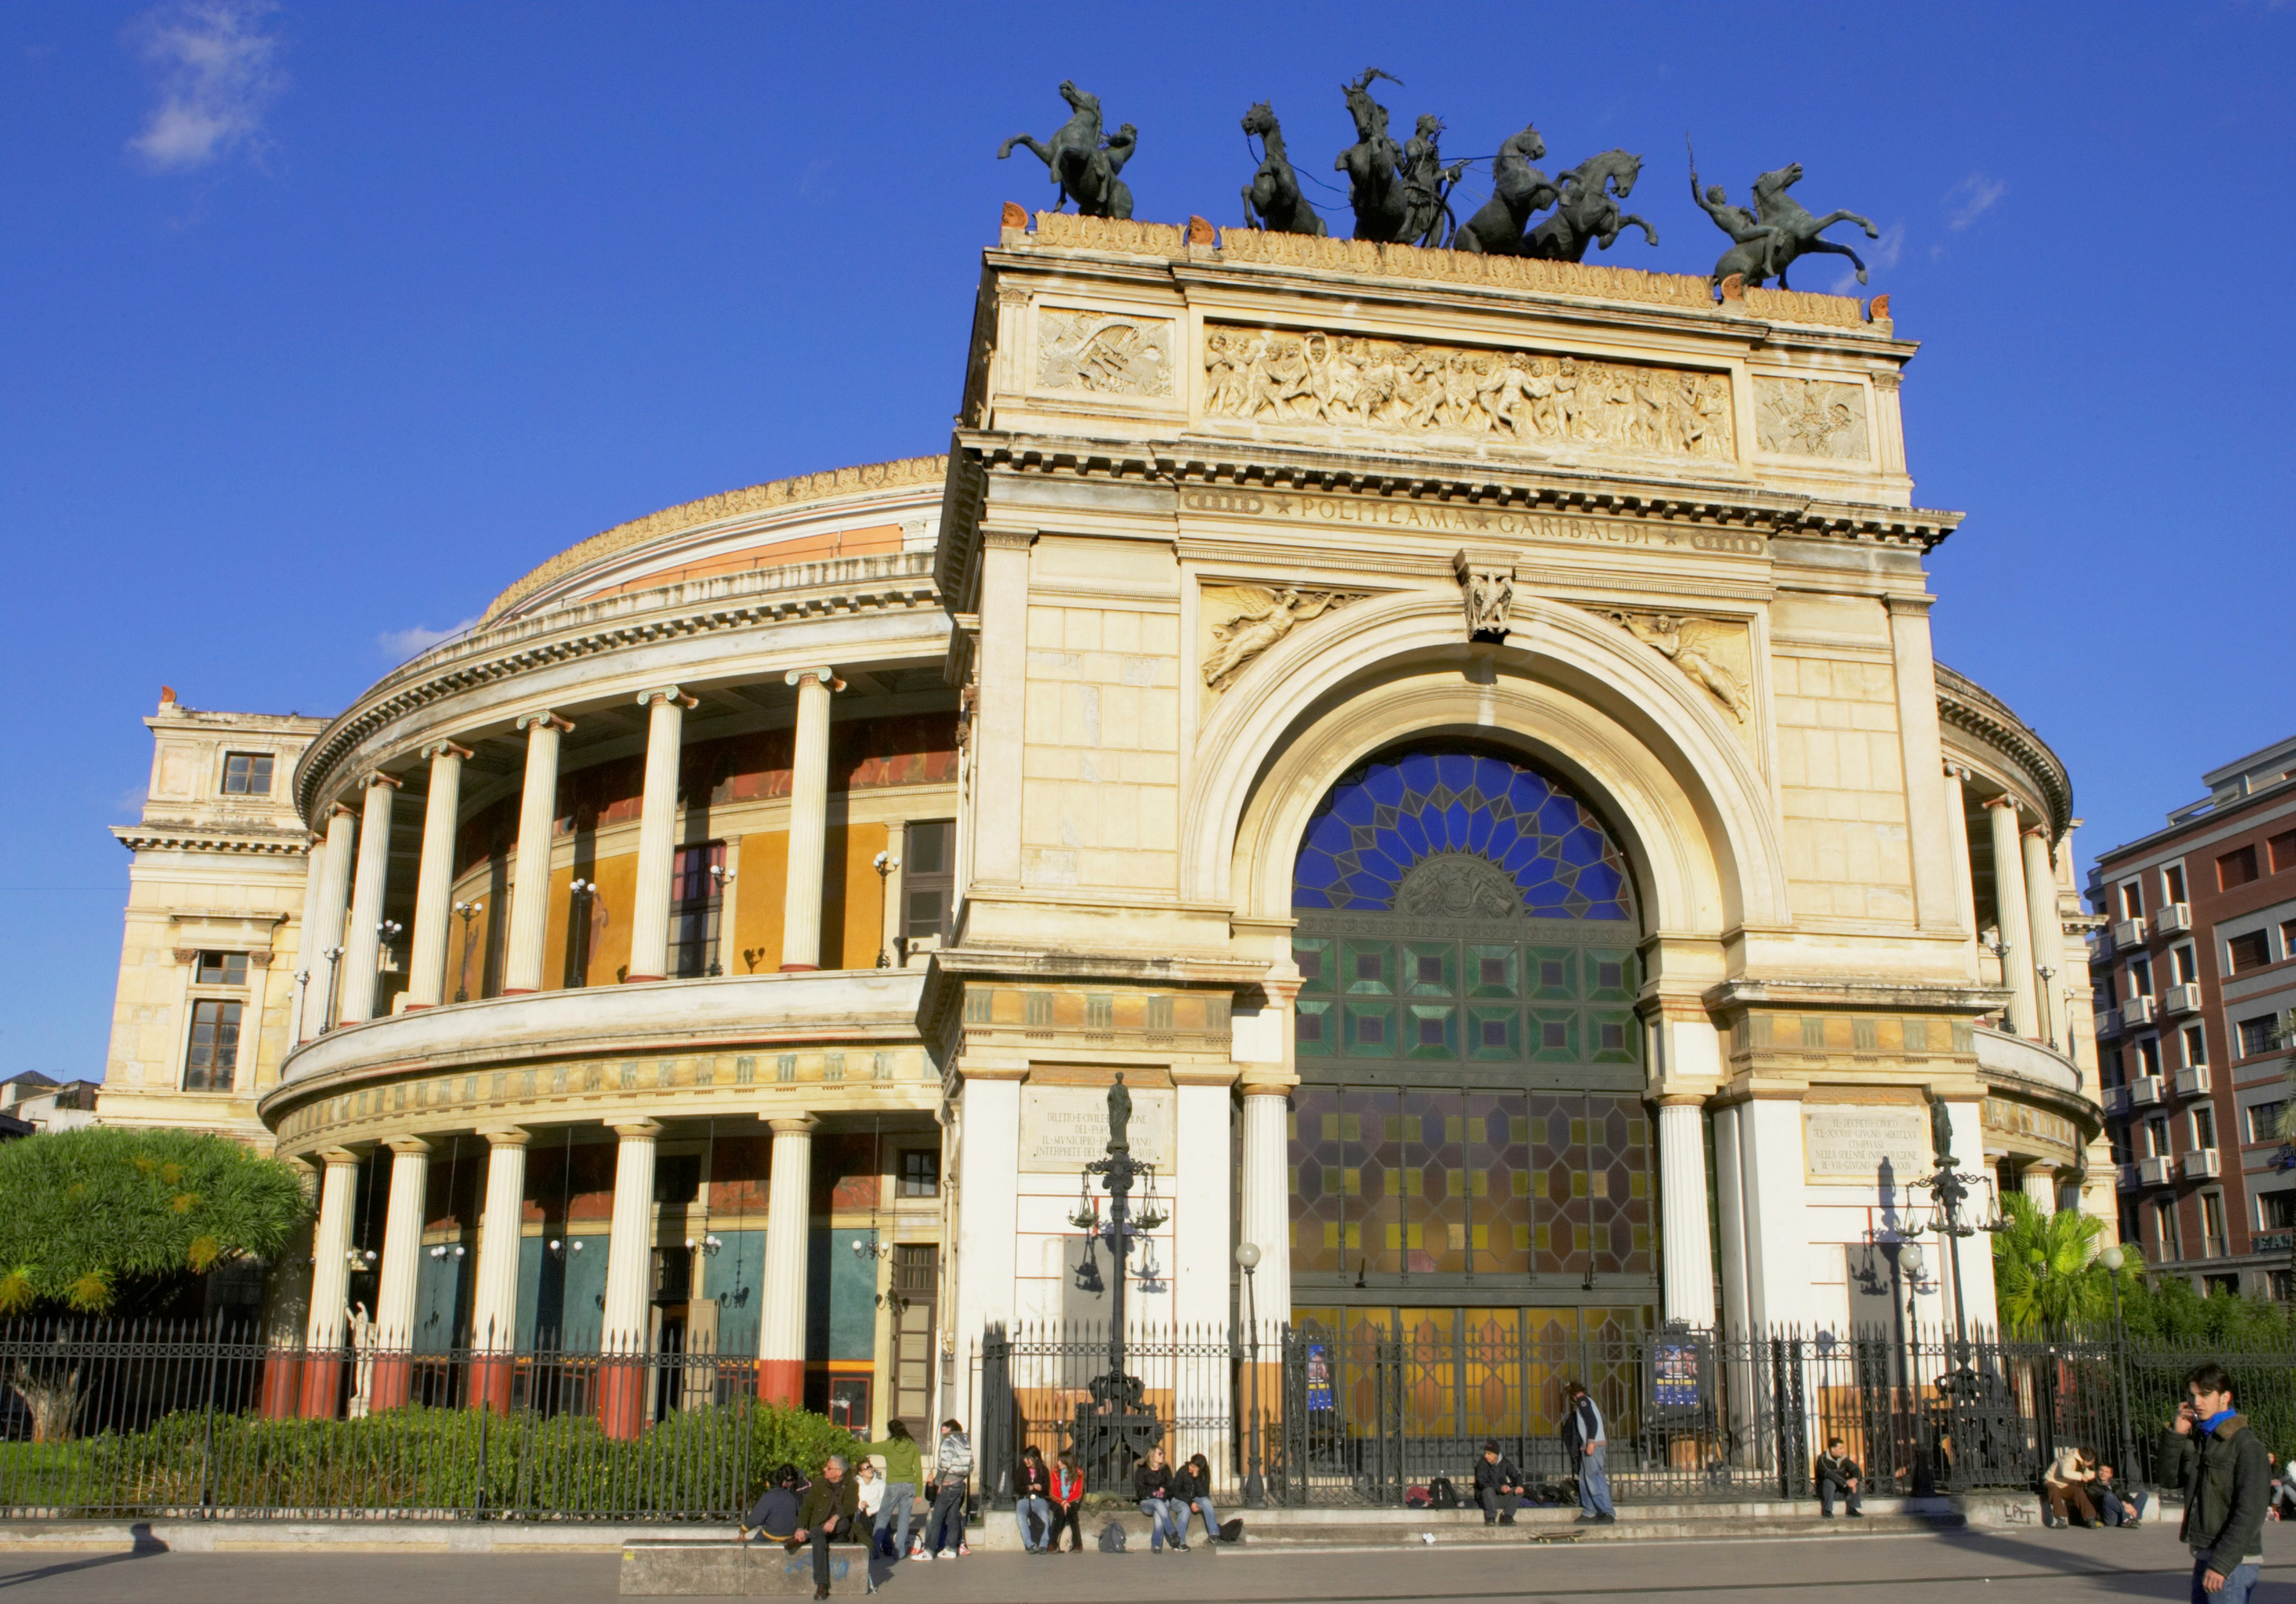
[2173,1364,2270,1604]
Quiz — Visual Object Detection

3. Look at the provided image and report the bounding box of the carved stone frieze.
[1202,324,1734,461]
[1037,310,1174,396]
[1755,377,1871,461]
[1199,584,1366,693]
[1605,610,1752,722]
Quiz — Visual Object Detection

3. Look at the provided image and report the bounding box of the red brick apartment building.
[2089,735,2296,1300]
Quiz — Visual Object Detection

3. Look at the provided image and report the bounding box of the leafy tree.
[2116,1269,2296,1347]
[1990,1193,2143,1337]
[0,1127,309,1316]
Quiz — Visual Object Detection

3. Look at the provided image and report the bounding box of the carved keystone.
[1453,547,1517,643]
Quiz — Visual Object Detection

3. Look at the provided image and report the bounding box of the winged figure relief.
[1615,612,1749,722]
[1202,587,1349,690]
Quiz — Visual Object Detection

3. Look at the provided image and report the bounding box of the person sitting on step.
[739,1463,807,1544]
[794,1454,860,1600]
[1815,1438,1864,1519]
[1133,1444,1186,1552]
[1472,1441,1526,1525]
[2095,1461,2147,1528]
[2042,1444,2100,1528]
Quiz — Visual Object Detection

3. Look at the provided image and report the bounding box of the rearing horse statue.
[1453,123,1559,256]
[1699,160,1880,289]
[1526,149,1659,262]
[1333,67,1410,242]
[1240,101,1326,236]
[999,81,1137,220]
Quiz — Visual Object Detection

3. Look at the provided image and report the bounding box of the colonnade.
[1941,762,2076,1051]
[294,669,846,1040]
[298,1115,822,1435]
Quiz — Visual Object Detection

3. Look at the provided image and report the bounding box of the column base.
[298,1353,344,1419]
[776,964,818,974]
[756,1357,804,1407]
[598,1356,649,1441]
[368,1355,413,1412]
[468,1352,516,1415]
[622,973,664,984]
[403,1002,434,1012]
[259,1351,304,1420]
[501,988,536,996]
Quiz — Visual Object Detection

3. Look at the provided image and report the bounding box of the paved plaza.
[0,1522,2276,1603]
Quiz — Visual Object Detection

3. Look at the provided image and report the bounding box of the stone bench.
[619,1537,902,1597]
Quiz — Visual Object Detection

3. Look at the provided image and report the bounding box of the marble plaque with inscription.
[1019,1085,1174,1173]
[1802,1104,1929,1186]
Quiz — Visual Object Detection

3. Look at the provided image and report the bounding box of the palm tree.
[1991,1194,2144,1337]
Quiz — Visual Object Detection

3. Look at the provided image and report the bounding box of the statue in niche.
[1454,125,1560,256]
[1611,611,1749,722]
[999,81,1137,219]
[1240,101,1326,236]
[1202,587,1353,690]
[1690,146,1879,290]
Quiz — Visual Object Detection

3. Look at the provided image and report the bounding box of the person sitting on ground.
[2174,1361,2272,1604]
[1049,1450,1087,1553]
[1815,1437,1864,1520]
[2043,1444,2100,1528]
[1015,1444,1054,1553]
[1471,1441,1526,1525]
[918,1418,971,1559]
[856,1419,921,1561]
[739,1463,807,1544]
[793,1454,860,1601]
[1133,1443,1186,1552]
[2274,1448,2296,1522]
[2095,1462,2147,1529]
[1172,1452,1226,1546]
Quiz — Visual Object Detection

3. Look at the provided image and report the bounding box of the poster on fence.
[1654,1340,1700,1409]
[1305,1341,1333,1412]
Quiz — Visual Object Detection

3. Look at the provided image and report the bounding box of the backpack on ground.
[1428,1476,1459,1510]
[1097,1518,1128,1552]
[1219,1517,1245,1544]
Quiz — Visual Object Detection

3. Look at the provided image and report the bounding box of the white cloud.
[1830,220,1905,293]
[1945,173,2007,231]
[125,0,283,172]
[379,617,479,661]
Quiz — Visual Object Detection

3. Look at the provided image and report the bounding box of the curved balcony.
[1972,1025,2081,1098]
[273,970,937,1117]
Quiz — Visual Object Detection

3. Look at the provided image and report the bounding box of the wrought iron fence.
[977,1319,2296,1509]
[0,1318,770,1521]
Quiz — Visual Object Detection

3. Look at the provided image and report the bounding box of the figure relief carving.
[1454,549,1516,640]
[1200,585,1365,692]
[1397,853,1521,920]
[1755,377,1871,461]
[1202,324,1733,461]
[1607,610,1752,722]
[1037,310,1174,396]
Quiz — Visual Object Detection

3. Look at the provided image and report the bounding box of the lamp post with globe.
[1235,1240,1266,1507]
[2100,1244,2135,1470]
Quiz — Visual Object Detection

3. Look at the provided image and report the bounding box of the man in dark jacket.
[794,1455,860,1599]
[2174,1363,2270,1604]
[1561,1381,1615,1523]
[1471,1441,1525,1524]
[1815,1438,1863,1519]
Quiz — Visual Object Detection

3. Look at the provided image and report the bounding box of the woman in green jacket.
[856,1420,922,1560]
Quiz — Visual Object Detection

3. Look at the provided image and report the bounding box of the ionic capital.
[1982,794,2021,814]
[363,771,404,790]
[172,947,200,965]
[386,1136,434,1157]
[318,1146,363,1171]
[1239,1073,1299,1099]
[636,686,699,710]
[421,740,474,762]
[478,1124,532,1148]
[606,1118,664,1141]
[766,1114,821,1138]
[785,668,845,693]
[516,711,575,735]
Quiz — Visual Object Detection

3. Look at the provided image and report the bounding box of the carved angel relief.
[1200,585,1364,693]
[1607,610,1752,722]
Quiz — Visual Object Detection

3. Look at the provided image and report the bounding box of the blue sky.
[3,3,2292,1079]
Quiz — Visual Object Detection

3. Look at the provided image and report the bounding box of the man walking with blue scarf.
[1563,1380,1615,1524]
[2174,1362,2269,1604]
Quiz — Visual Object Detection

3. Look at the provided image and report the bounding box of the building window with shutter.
[2270,831,2296,875]
[667,841,726,977]
[184,999,242,1091]
[2163,863,2188,903]
[2237,1015,2282,1058]
[2227,931,2270,974]
[222,752,274,795]
[2217,844,2259,890]
[2154,1200,2182,1260]
[902,819,955,947]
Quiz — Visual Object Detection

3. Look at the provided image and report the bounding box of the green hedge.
[0,1400,860,1518]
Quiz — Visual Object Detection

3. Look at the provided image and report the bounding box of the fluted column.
[1237,1079,1294,1334]
[779,670,842,972]
[626,688,697,983]
[759,1114,816,1404]
[2022,1166,2059,1211]
[1942,764,1979,980]
[503,712,573,995]
[338,773,402,1024]
[301,1148,362,1417]
[2022,828,2066,1048]
[468,1126,530,1412]
[405,742,471,1009]
[1658,1098,1718,1326]
[370,1137,430,1410]
[1986,796,2037,1037]
[598,1118,661,1439]
[304,805,357,1038]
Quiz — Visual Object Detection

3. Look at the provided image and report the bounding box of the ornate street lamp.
[1911,1102,1987,1399]
[706,865,733,975]
[320,945,346,1033]
[1235,1240,1267,1507]
[872,851,896,969]
[1070,1077,1162,1479]
[2099,1244,2136,1471]
[2036,963,2058,1050]
[452,900,483,1002]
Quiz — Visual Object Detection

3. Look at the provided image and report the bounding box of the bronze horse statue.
[1331,67,1450,245]
[1240,101,1325,236]
[1526,149,1659,262]
[999,81,1137,219]
[1699,159,1880,289]
[1453,124,1559,255]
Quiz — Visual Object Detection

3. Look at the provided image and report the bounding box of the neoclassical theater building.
[100,212,2110,1434]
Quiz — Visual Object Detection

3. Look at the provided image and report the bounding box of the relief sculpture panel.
[1037,309,1174,397]
[1198,583,1367,711]
[1755,377,1870,460]
[1202,324,1734,461]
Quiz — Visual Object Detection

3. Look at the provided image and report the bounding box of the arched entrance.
[1286,743,1660,1372]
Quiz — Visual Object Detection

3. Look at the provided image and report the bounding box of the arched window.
[1286,745,1655,1320]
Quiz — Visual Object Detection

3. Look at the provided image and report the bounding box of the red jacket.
[1052,1463,1086,1504]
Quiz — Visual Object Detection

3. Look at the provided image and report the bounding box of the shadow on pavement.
[0,1522,170,1592]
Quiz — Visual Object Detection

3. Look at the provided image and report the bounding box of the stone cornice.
[295,550,945,819]
[113,825,310,857]
[1935,663,2073,837]
[483,454,948,624]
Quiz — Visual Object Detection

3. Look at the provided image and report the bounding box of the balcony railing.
[2184,1149,2222,1180]
[2138,1154,2175,1186]
[2129,1076,2165,1108]
[2113,918,2147,950]
[2155,903,2193,936]
[2123,995,2157,1027]
[2095,1009,2123,1039]
[2174,1064,2211,1098]
[2164,983,2204,1016]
